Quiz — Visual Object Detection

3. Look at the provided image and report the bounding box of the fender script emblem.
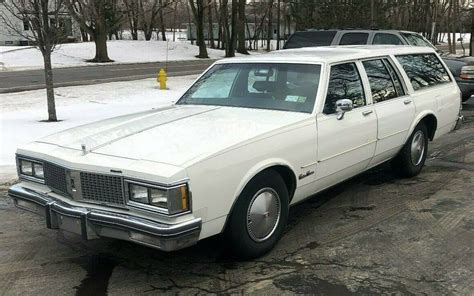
[299,170,314,180]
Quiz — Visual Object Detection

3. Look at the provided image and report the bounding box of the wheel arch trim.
[406,111,438,142]
[220,158,297,233]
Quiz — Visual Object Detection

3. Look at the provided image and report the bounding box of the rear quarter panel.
[391,54,461,141]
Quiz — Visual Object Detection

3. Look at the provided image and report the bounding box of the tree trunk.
[144,27,153,40]
[92,27,112,62]
[470,6,473,56]
[228,0,237,56]
[43,51,57,122]
[215,0,222,48]
[266,1,273,52]
[236,0,248,54]
[276,0,280,50]
[190,0,209,58]
[159,0,167,41]
[208,0,215,49]
[80,27,89,42]
[187,2,194,45]
[131,28,138,40]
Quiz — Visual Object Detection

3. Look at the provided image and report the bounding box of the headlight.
[20,159,33,175]
[33,163,44,178]
[18,157,44,181]
[129,184,149,204]
[126,181,189,215]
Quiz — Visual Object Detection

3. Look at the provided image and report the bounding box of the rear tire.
[392,122,428,178]
[224,170,289,260]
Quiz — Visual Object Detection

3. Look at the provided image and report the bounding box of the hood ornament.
[81,144,87,155]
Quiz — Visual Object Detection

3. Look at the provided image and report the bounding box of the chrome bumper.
[8,184,201,251]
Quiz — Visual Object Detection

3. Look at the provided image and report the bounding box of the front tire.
[224,170,289,260]
[392,122,428,178]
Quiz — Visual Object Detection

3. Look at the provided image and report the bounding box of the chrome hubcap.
[246,188,281,242]
[411,130,425,166]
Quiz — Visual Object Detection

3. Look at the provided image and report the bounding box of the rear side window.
[362,59,398,103]
[373,33,403,45]
[396,54,451,91]
[383,60,405,96]
[401,33,433,48]
[324,63,366,114]
[284,31,336,49]
[339,33,369,45]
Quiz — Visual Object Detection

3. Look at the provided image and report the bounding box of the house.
[0,1,81,46]
[184,22,295,41]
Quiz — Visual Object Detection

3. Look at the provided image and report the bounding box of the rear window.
[396,54,451,91]
[283,31,337,49]
[339,33,369,45]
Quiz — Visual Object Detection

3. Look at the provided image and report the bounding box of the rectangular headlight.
[18,157,44,181]
[20,159,33,176]
[33,163,44,178]
[129,184,149,204]
[126,181,190,215]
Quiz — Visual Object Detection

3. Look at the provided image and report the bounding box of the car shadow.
[68,162,401,295]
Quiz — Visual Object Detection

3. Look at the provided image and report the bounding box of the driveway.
[0,104,473,295]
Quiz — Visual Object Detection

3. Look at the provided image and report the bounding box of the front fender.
[233,158,297,203]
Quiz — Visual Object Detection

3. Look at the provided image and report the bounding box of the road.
[0,103,473,295]
[0,59,216,94]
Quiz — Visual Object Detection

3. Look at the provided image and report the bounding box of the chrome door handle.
[404,99,412,105]
[362,110,373,116]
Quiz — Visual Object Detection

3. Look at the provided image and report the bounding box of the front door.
[316,62,377,187]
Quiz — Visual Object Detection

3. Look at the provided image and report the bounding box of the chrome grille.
[44,162,69,195]
[80,172,124,205]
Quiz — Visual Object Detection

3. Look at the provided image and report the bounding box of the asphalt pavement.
[0,59,216,94]
[0,100,473,295]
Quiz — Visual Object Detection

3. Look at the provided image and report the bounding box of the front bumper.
[8,184,202,251]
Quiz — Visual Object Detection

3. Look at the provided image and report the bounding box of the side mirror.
[335,99,353,120]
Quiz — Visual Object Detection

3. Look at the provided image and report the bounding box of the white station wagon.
[10,46,463,259]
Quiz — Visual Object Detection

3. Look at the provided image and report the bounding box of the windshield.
[177,63,321,113]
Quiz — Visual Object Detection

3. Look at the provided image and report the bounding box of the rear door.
[360,57,415,166]
[316,62,377,185]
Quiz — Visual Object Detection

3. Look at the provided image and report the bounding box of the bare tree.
[0,0,68,121]
[188,0,209,58]
[123,0,140,40]
[66,0,122,62]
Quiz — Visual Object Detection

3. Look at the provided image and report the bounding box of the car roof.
[295,29,417,34]
[216,45,436,64]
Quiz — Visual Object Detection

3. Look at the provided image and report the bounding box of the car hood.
[38,105,309,166]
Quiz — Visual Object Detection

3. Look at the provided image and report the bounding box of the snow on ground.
[0,40,231,71]
[0,75,198,180]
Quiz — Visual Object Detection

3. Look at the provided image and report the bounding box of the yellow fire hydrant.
[157,68,167,90]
